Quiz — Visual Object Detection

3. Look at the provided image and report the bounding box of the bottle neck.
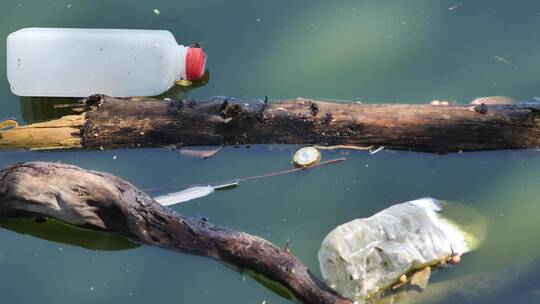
[176,45,189,81]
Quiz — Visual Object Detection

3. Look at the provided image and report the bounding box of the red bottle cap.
[185,47,206,80]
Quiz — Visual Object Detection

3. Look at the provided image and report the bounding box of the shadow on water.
[0,214,299,302]
[0,217,139,251]
[4,212,534,304]
[220,261,296,302]
[0,146,538,304]
[18,69,210,124]
[20,96,83,124]
[377,257,540,304]
[244,268,295,301]
[156,69,211,100]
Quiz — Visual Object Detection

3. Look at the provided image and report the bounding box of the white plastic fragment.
[318,197,486,301]
[154,186,214,206]
[369,146,385,155]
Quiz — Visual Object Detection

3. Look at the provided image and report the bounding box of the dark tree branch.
[2,95,539,152]
[81,95,540,152]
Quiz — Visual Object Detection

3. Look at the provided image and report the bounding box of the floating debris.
[154,186,215,206]
[410,267,432,290]
[0,117,18,131]
[319,198,486,301]
[180,146,222,159]
[448,2,463,11]
[392,274,409,290]
[152,179,239,205]
[494,55,518,69]
[153,8,160,15]
[148,158,345,206]
[293,146,321,168]
[449,253,461,265]
[176,79,192,87]
[430,100,450,106]
[370,146,385,155]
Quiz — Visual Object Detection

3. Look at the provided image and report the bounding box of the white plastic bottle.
[6,28,206,97]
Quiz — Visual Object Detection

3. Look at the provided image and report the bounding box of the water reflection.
[20,96,83,124]
[377,258,540,304]
[18,70,210,124]
[0,146,538,304]
[0,218,139,251]
[158,69,210,100]
[0,214,299,302]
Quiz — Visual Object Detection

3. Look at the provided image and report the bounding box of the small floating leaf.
[180,146,222,159]
[410,267,431,290]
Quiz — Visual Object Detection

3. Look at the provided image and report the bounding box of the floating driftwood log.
[1,95,539,152]
[0,162,351,304]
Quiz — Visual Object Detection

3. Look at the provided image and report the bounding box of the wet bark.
[2,94,540,152]
[0,161,351,304]
[81,95,540,152]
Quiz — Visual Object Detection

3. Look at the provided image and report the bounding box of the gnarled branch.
[0,161,350,304]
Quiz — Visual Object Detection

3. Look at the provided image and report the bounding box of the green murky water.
[1,0,540,303]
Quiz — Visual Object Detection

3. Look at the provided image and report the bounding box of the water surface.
[1,1,540,303]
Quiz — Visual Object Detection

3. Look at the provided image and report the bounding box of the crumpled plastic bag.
[318,197,486,301]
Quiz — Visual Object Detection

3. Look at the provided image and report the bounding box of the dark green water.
[1,1,540,303]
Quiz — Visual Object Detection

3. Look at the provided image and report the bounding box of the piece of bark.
[1,95,540,152]
[0,161,351,304]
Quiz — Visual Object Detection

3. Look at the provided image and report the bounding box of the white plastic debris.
[369,146,385,155]
[154,186,214,206]
[318,197,486,301]
[7,28,206,97]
